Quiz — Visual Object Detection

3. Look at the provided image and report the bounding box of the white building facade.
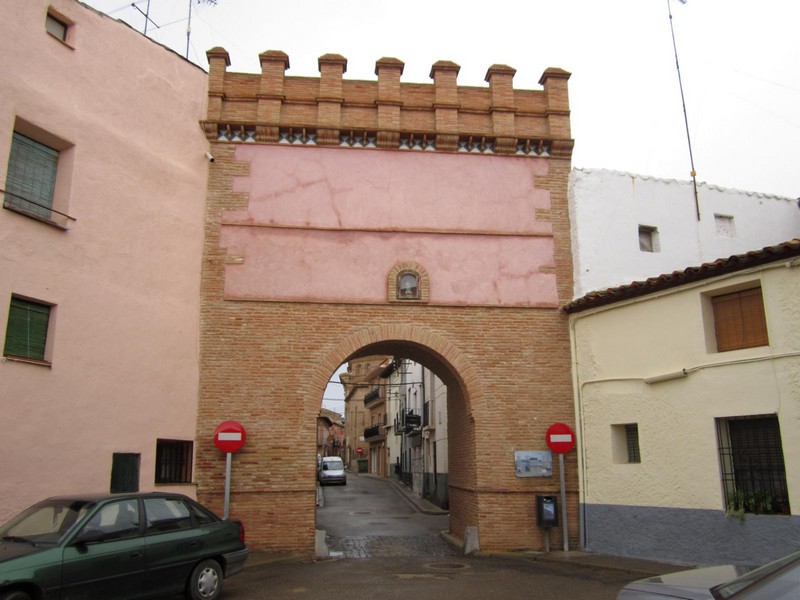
[393,359,449,509]
[569,169,800,298]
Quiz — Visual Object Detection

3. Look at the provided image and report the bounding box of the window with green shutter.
[4,297,51,361]
[4,132,59,219]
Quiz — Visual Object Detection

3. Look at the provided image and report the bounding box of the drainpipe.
[568,312,588,550]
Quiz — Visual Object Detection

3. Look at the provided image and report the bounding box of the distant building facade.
[393,359,450,509]
[317,408,345,459]
[569,169,800,298]
[567,240,800,565]
[0,0,208,519]
[341,356,392,475]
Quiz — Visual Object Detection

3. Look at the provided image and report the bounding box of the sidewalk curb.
[377,474,449,515]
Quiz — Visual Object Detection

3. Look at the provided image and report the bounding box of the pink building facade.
[0,0,208,519]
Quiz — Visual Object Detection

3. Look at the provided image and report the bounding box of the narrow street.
[316,472,454,558]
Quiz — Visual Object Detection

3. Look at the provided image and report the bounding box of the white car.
[617,550,800,599]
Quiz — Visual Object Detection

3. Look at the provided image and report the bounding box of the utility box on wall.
[536,495,558,528]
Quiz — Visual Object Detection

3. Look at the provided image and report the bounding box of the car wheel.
[185,559,223,600]
[0,591,33,600]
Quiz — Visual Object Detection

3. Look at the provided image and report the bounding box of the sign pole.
[223,452,232,520]
[546,422,576,553]
[559,453,568,552]
[213,420,247,521]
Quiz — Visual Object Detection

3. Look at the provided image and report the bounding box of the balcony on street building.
[363,388,384,409]
[364,424,385,442]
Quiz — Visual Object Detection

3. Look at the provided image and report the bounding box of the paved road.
[316,473,453,558]
[210,474,654,599]
[220,552,639,600]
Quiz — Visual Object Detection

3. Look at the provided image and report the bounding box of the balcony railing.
[363,388,384,408]
[364,425,385,442]
[2,188,75,230]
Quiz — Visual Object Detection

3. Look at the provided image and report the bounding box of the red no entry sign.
[214,420,246,453]
[546,422,576,454]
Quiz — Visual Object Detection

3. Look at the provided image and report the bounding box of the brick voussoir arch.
[312,323,483,420]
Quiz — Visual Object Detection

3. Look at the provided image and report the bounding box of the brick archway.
[312,325,485,542]
[312,323,485,420]
[196,48,578,556]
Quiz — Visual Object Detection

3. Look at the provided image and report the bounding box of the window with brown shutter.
[711,287,769,352]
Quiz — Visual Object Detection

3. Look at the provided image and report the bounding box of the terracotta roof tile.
[564,239,800,313]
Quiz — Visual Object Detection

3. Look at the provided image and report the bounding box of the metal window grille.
[625,424,641,463]
[716,415,790,515]
[155,439,193,484]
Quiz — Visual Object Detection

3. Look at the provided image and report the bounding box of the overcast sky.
[81,0,798,411]
[85,0,798,199]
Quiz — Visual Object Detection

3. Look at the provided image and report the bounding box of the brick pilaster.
[539,67,572,152]
[204,47,230,139]
[317,54,347,145]
[430,60,460,152]
[375,57,404,149]
[485,64,517,154]
[257,50,290,143]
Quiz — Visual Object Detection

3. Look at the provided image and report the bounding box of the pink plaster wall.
[222,145,558,307]
[0,0,208,519]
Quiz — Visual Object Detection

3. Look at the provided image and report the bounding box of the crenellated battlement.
[202,47,573,159]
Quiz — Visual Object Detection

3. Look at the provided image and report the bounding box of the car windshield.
[0,499,94,546]
[323,459,344,470]
[712,551,800,599]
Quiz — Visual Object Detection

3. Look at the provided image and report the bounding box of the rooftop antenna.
[187,0,218,60]
[130,1,158,36]
[667,0,700,221]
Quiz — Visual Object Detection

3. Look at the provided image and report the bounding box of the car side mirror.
[71,528,106,546]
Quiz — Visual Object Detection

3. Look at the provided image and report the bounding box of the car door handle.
[189,541,201,548]
[131,551,143,558]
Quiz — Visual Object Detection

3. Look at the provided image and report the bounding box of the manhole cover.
[350,511,372,515]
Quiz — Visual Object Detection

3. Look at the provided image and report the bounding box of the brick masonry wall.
[197,51,576,554]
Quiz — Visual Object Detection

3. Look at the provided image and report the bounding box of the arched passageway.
[312,328,484,545]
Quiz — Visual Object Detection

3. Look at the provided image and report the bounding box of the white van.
[318,456,347,485]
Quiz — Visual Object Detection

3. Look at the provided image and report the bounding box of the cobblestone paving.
[328,534,456,558]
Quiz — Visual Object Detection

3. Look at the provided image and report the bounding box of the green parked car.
[0,492,248,600]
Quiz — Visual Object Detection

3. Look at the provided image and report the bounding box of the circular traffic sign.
[214,420,246,453]
[546,422,576,454]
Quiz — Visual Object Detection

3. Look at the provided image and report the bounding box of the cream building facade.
[566,240,800,565]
